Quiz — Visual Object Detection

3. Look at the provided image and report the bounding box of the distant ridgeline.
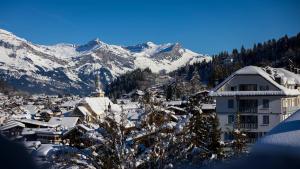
[108,32,300,98]
[170,32,300,88]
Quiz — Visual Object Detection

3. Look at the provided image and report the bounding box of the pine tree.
[166,85,174,101]
[187,96,210,160]
[208,113,223,159]
[190,69,202,94]
[231,112,247,156]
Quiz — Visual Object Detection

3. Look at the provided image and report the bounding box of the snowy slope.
[0,28,211,95]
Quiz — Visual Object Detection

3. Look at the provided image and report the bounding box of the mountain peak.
[76,38,106,52]
[144,41,156,46]
[0,28,14,36]
[88,38,105,45]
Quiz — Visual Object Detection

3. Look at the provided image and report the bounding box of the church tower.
[93,72,105,97]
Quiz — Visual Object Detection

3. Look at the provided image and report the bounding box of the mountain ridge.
[0,28,211,95]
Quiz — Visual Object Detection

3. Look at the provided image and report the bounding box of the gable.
[217,74,281,92]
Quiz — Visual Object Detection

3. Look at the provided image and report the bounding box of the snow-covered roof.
[77,106,91,116]
[201,103,216,110]
[34,144,58,157]
[167,106,186,112]
[16,119,59,128]
[253,109,300,149]
[20,105,40,115]
[77,124,93,132]
[210,66,300,97]
[164,100,187,106]
[0,121,25,131]
[276,68,300,84]
[22,128,61,135]
[48,117,79,129]
[22,141,41,149]
[210,91,295,96]
[84,97,121,115]
[61,100,80,107]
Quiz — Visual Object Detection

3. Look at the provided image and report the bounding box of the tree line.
[173,32,300,87]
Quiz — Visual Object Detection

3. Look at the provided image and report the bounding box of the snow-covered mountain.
[0,29,211,95]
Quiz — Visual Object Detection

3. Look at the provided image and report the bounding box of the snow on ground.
[253,109,300,150]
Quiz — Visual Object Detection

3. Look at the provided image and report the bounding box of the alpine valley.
[0,29,211,95]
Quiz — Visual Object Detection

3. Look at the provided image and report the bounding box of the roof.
[210,91,293,96]
[16,119,59,128]
[34,144,60,157]
[48,117,79,129]
[253,109,300,149]
[276,68,300,84]
[22,128,62,135]
[0,121,25,131]
[77,124,93,132]
[201,103,216,110]
[167,106,186,112]
[20,105,40,115]
[164,100,187,106]
[210,66,300,97]
[84,97,121,115]
[77,106,91,116]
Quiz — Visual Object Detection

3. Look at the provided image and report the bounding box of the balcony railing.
[239,107,258,113]
[282,106,300,114]
[237,123,258,129]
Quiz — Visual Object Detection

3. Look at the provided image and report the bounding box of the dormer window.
[259,85,269,91]
[239,84,257,91]
[230,86,236,91]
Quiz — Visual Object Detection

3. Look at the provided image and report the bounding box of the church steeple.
[93,72,105,97]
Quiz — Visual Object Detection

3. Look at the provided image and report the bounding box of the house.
[72,74,121,123]
[16,119,59,128]
[210,66,300,143]
[62,124,94,147]
[48,117,79,129]
[121,89,145,101]
[73,96,121,123]
[22,128,62,144]
[0,120,25,138]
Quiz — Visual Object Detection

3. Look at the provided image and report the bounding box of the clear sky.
[0,0,299,55]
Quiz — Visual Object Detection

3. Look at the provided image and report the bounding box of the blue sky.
[0,0,299,55]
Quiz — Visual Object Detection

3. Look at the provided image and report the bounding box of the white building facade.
[210,66,300,143]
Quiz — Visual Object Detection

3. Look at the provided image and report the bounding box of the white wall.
[216,95,283,139]
[219,75,279,91]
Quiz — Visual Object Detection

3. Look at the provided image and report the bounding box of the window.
[260,85,269,91]
[228,99,234,108]
[240,115,258,123]
[239,99,258,113]
[228,115,234,124]
[263,99,269,108]
[239,84,257,91]
[230,86,236,91]
[263,115,269,124]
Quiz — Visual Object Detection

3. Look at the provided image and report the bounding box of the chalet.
[0,120,25,138]
[210,66,300,143]
[22,128,62,144]
[16,119,59,128]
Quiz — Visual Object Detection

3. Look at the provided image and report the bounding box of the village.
[0,71,216,168]
[1,65,300,168]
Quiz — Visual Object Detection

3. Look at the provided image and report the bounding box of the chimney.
[266,68,272,75]
[274,76,282,84]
